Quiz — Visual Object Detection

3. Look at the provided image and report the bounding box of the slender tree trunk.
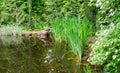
[28,0,33,29]
[15,1,18,26]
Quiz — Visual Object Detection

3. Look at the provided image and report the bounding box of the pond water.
[0,36,103,73]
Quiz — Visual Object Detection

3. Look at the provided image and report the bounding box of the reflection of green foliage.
[0,36,22,45]
[0,37,46,73]
[0,37,81,73]
[84,65,91,73]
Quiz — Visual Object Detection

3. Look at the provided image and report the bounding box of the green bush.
[88,0,120,72]
[89,0,120,27]
[88,22,120,73]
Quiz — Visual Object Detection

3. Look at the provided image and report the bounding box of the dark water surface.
[0,36,103,73]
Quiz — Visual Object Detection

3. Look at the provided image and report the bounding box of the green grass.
[50,16,93,61]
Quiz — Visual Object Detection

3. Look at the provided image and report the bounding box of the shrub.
[88,22,120,73]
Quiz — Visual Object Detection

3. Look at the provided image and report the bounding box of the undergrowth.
[88,23,120,73]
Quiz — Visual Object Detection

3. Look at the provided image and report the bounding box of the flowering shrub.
[88,22,120,72]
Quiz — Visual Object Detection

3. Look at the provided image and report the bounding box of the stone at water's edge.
[37,28,52,39]
[37,28,55,44]
[22,28,55,44]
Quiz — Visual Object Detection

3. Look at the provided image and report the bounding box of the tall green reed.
[51,16,91,61]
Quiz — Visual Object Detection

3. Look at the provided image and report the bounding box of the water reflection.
[0,36,22,45]
[0,36,102,73]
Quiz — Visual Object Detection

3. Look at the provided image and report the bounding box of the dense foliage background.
[0,0,97,29]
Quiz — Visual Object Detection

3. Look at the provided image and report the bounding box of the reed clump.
[51,16,93,61]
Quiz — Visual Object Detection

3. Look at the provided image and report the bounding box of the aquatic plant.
[0,25,22,36]
[51,16,92,61]
[67,17,90,60]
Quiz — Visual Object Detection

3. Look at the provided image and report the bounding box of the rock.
[37,28,55,44]
[82,56,89,61]
[21,28,55,45]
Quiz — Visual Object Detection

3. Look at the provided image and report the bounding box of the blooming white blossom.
[109,9,113,12]
[115,50,118,53]
[100,6,103,9]
[106,52,109,56]
[96,0,102,7]
[106,1,109,4]
[109,11,115,16]
[110,22,114,27]
[112,55,116,59]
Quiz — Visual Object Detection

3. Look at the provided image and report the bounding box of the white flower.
[100,6,103,9]
[103,29,109,36]
[106,52,109,56]
[112,55,116,59]
[98,0,100,2]
[109,9,113,12]
[115,50,118,53]
[109,11,115,16]
[96,1,102,7]
[110,22,114,27]
[106,1,109,4]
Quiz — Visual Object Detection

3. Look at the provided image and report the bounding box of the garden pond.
[0,36,103,73]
